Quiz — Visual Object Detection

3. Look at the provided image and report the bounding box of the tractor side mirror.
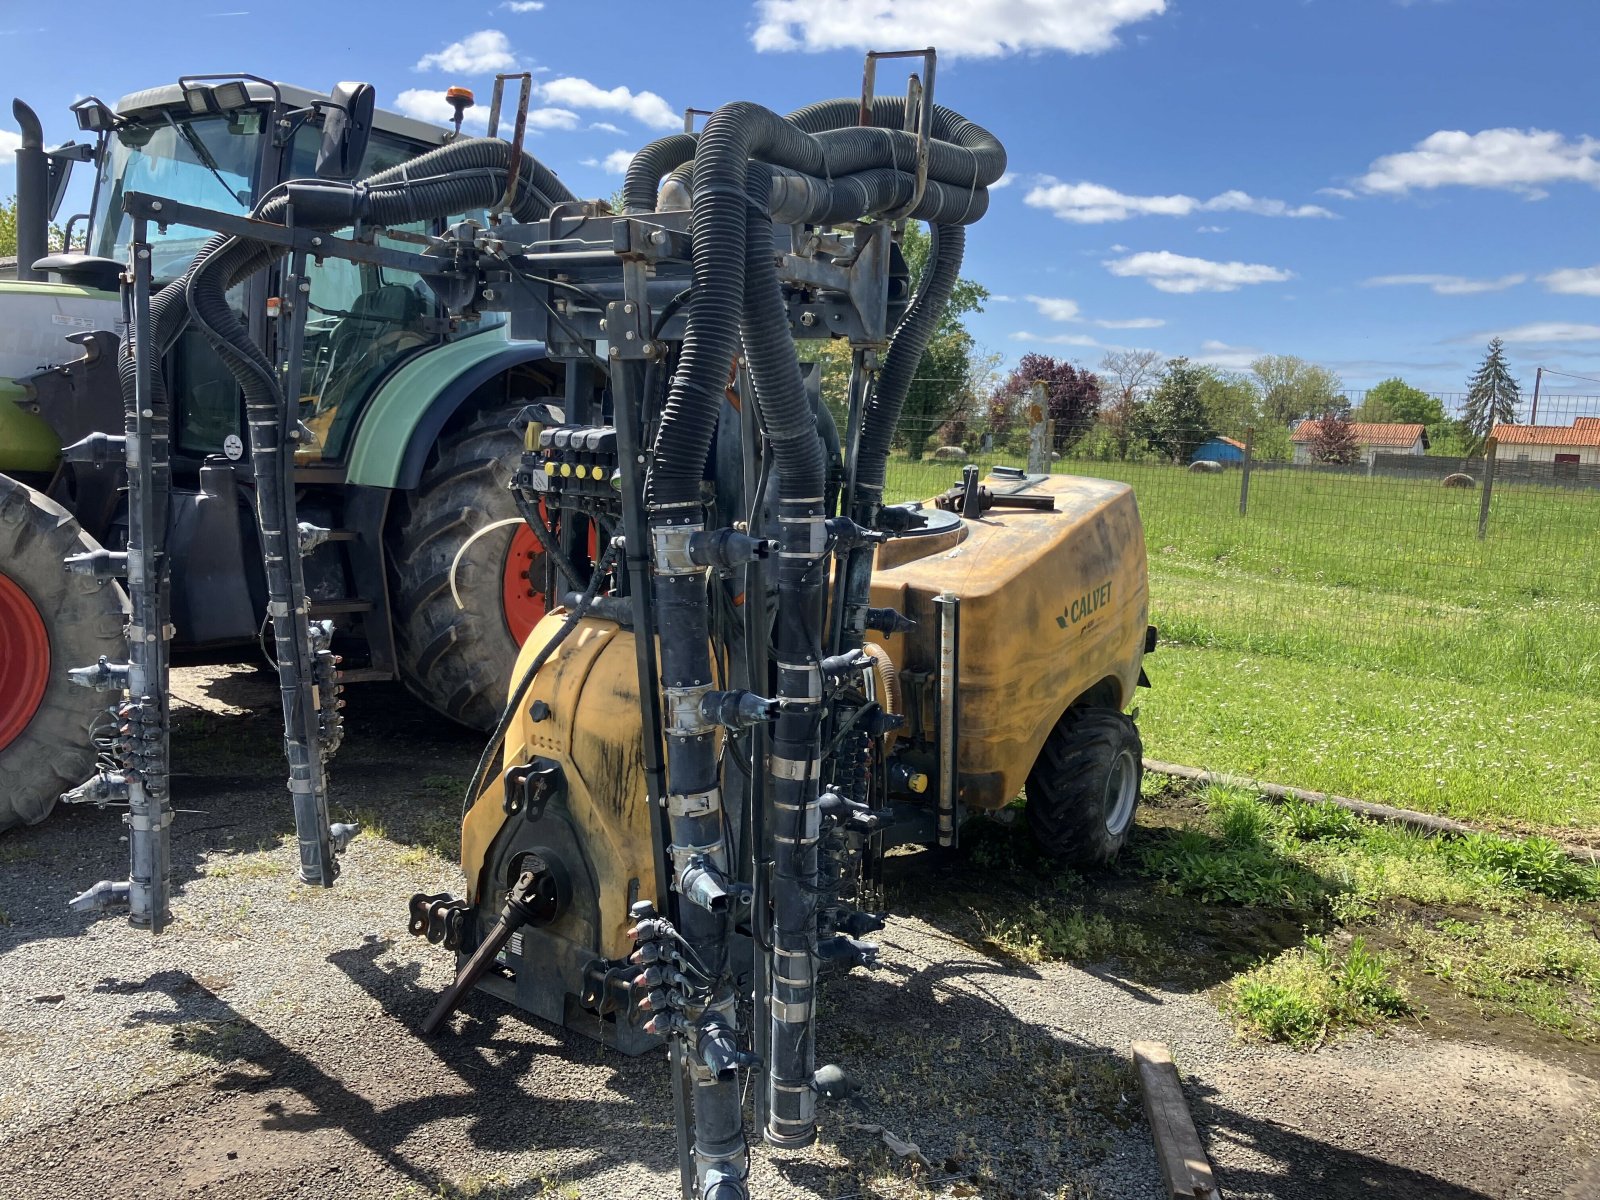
[315,81,375,181]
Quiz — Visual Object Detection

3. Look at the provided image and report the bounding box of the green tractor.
[1,76,562,832]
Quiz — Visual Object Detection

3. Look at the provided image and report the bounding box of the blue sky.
[4,0,1599,396]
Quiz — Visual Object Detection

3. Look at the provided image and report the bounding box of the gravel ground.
[0,664,1596,1199]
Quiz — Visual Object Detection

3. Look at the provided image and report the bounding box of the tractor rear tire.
[0,474,128,833]
[1024,707,1142,865]
[388,403,545,730]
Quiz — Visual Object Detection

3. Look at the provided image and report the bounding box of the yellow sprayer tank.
[868,470,1149,812]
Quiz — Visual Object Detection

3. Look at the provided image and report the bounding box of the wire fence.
[878,382,1600,703]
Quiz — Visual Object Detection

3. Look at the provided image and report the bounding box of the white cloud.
[393,89,487,129]
[1317,186,1357,200]
[415,29,518,74]
[1540,265,1600,296]
[1364,272,1526,296]
[1009,330,1101,347]
[1485,322,1600,344]
[589,121,626,135]
[502,0,544,9]
[1196,225,1226,233]
[1105,250,1293,294]
[0,128,19,158]
[392,89,578,132]
[751,0,1166,57]
[1094,316,1165,329]
[1196,339,1261,369]
[539,77,677,130]
[990,171,1016,190]
[526,108,581,131]
[1025,178,1333,224]
[1025,295,1081,321]
[1358,128,1600,197]
[1021,296,1161,329]
[584,149,635,175]
[989,294,1016,303]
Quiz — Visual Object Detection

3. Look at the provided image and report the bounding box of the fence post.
[1239,425,1254,517]
[1027,381,1050,474]
[1477,436,1497,541]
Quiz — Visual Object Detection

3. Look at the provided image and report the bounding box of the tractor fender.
[344,329,553,491]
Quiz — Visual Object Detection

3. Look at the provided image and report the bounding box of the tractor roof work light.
[179,80,253,116]
[70,97,118,134]
[211,80,253,112]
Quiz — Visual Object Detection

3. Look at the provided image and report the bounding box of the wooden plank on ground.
[1131,1040,1220,1200]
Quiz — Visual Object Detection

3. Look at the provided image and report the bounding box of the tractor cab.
[61,79,480,469]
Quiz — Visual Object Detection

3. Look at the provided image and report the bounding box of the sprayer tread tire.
[0,474,128,833]
[1024,706,1142,865]
[388,406,529,731]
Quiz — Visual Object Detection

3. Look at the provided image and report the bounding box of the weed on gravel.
[1136,780,1600,1046]
[1230,935,1413,1048]
[1395,909,1600,1039]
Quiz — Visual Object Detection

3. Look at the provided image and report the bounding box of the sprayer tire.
[0,474,128,833]
[1024,707,1142,865]
[388,404,535,731]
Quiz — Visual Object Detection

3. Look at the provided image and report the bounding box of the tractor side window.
[289,131,446,462]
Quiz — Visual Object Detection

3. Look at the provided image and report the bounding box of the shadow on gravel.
[883,816,1335,999]
[1193,1084,1497,1200]
[110,964,676,1195]
[0,674,484,958]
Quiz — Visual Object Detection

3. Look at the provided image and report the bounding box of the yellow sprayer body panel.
[868,472,1149,812]
[461,615,657,963]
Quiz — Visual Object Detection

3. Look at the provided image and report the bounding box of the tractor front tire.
[0,474,128,833]
[388,404,545,730]
[1024,707,1143,865]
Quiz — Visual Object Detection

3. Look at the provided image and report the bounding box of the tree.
[1099,348,1163,399]
[1135,358,1213,462]
[990,353,1101,455]
[1251,354,1345,424]
[1304,409,1361,465]
[1357,377,1446,427]
[0,195,16,259]
[1461,338,1520,455]
[1196,368,1260,436]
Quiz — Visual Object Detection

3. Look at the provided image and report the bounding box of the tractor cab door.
[87,108,268,471]
[282,129,459,464]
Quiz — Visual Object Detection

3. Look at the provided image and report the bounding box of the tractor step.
[308,599,374,616]
[334,666,394,684]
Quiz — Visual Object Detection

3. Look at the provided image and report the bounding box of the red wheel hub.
[501,525,547,645]
[0,571,50,751]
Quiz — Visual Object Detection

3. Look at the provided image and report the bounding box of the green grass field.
[883,452,1600,832]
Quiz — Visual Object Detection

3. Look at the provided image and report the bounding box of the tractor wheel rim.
[1104,746,1138,836]
[0,571,51,751]
[501,525,547,645]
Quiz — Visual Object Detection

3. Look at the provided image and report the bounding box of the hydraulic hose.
[740,167,828,1149]
[857,222,966,499]
[623,132,698,213]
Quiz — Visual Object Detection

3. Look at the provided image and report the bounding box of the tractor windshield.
[90,110,262,278]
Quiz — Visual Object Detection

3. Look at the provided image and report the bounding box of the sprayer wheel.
[388,403,547,730]
[0,474,128,833]
[1024,706,1143,865]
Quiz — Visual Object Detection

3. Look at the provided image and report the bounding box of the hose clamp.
[775,659,823,701]
[652,523,705,576]
[668,788,721,819]
[663,683,714,735]
[769,755,817,782]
